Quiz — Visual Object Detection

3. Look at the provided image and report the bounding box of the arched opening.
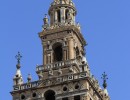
[75,47,80,57]
[57,10,61,22]
[21,95,25,100]
[32,92,37,98]
[74,95,80,100]
[75,84,80,90]
[65,9,69,20]
[53,43,63,62]
[44,90,55,100]
[63,86,68,92]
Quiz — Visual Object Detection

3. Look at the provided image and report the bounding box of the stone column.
[61,7,65,23]
[43,46,46,65]
[51,51,53,63]
[68,38,74,59]
[55,10,58,23]
[47,53,51,64]
[74,16,76,25]
[60,9,62,23]
[50,11,54,25]
[63,50,67,61]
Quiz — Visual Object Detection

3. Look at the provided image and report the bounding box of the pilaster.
[68,37,74,59]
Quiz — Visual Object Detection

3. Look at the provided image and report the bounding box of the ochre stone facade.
[11,0,110,100]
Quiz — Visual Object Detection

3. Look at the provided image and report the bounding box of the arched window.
[65,9,69,20]
[53,43,63,62]
[57,10,61,22]
[44,90,55,100]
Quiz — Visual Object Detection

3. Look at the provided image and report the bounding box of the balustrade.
[36,59,80,72]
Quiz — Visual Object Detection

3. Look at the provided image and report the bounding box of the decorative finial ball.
[27,74,32,82]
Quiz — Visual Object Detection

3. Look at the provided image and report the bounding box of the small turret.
[13,52,23,85]
[42,14,49,30]
[44,14,49,25]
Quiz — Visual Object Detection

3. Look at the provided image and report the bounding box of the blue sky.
[0,0,130,99]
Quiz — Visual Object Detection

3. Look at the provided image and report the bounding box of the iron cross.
[101,72,108,89]
[15,52,22,64]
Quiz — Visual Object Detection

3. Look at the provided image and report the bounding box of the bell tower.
[11,0,110,100]
[39,0,87,81]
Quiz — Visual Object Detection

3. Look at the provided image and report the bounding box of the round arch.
[44,90,55,100]
[52,42,63,62]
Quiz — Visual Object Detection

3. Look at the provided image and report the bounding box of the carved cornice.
[39,25,86,46]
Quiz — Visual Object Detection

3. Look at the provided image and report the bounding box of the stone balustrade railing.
[36,59,80,72]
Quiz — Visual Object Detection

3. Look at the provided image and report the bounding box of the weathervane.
[15,52,22,64]
[101,72,108,89]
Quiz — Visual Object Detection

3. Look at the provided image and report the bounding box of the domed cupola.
[48,0,77,26]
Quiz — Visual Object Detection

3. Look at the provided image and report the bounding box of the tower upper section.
[40,0,86,67]
[42,0,78,30]
[49,0,76,25]
[11,1,110,100]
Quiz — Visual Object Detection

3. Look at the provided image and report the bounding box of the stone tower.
[11,0,110,100]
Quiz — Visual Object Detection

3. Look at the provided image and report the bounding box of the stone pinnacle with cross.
[15,52,22,69]
[101,72,108,89]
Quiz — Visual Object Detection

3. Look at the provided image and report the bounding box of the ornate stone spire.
[13,52,23,85]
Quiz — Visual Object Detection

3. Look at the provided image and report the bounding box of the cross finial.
[15,52,22,64]
[45,14,47,18]
[101,72,108,89]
